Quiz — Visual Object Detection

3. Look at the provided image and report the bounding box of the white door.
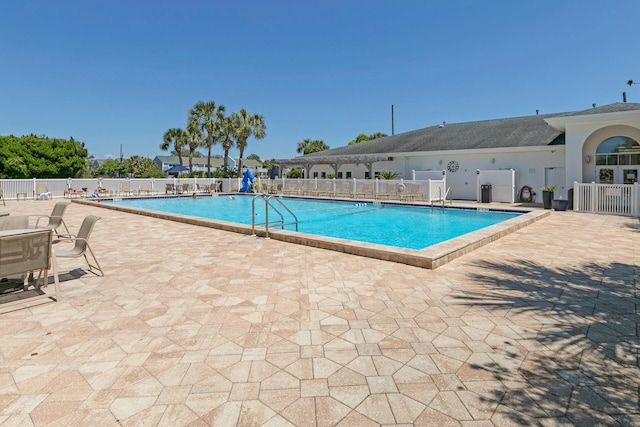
[544,167,566,197]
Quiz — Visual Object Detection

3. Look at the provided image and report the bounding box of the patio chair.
[120,181,134,196]
[32,201,71,237]
[0,228,59,308]
[400,183,424,201]
[54,215,103,276]
[35,182,52,200]
[0,215,29,231]
[0,188,5,206]
[352,182,373,199]
[138,182,152,195]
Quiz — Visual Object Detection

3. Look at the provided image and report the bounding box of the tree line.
[0,134,88,179]
[161,101,266,178]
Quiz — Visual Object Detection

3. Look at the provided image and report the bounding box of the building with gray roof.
[277,102,640,200]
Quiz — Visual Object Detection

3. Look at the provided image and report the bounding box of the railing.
[0,177,447,202]
[430,187,452,208]
[573,182,639,216]
[251,194,298,238]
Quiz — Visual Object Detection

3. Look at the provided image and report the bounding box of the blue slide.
[239,168,255,192]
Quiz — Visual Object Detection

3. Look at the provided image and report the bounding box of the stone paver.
[0,199,638,426]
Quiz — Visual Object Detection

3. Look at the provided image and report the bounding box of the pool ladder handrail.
[252,194,298,238]
[430,187,452,208]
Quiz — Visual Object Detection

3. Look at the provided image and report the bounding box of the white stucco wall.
[308,147,565,200]
[547,111,640,191]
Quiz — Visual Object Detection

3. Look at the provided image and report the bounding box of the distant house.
[153,155,267,176]
[277,102,640,200]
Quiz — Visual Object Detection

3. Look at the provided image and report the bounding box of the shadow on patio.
[455,259,639,425]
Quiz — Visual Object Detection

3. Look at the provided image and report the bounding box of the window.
[313,172,319,178]
[337,172,343,179]
[596,136,640,165]
[346,172,352,179]
[365,172,370,179]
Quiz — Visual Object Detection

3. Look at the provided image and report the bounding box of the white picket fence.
[0,177,447,202]
[573,182,639,216]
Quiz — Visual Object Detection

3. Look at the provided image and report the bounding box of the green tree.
[190,100,225,178]
[0,134,88,178]
[296,139,329,155]
[348,132,388,145]
[231,109,266,172]
[219,115,235,170]
[262,158,276,175]
[161,128,187,166]
[378,170,400,180]
[186,116,205,172]
[247,153,261,162]
[286,167,302,178]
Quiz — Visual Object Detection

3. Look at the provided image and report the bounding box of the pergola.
[273,154,392,178]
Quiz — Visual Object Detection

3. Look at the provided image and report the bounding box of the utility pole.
[391,104,395,135]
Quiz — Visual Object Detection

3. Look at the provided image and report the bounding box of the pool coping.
[73,195,550,269]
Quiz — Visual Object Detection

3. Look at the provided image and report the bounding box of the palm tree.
[231,109,266,172]
[161,128,187,166]
[189,101,225,177]
[220,116,235,171]
[378,170,400,180]
[186,116,205,172]
[296,139,329,155]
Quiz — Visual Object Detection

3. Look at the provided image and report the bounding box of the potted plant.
[553,195,569,211]
[541,185,556,209]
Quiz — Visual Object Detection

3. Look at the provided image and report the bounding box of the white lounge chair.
[35,182,52,200]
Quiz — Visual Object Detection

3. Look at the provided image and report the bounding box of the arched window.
[595,136,640,166]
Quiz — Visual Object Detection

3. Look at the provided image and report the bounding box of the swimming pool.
[106,195,521,250]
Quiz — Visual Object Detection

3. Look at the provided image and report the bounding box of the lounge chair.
[35,182,52,200]
[120,181,135,196]
[352,182,373,199]
[312,181,333,197]
[333,182,352,198]
[54,215,103,277]
[375,183,393,200]
[283,181,303,195]
[138,182,152,195]
[32,201,71,236]
[400,183,424,201]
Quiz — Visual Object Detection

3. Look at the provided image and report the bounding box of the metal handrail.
[252,194,298,238]
[430,186,452,208]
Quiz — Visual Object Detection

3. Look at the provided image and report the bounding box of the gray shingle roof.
[300,103,640,159]
[307,113,565,158]
[553,102,640,117]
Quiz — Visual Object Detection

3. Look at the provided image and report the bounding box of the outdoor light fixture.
[585,155,592,164]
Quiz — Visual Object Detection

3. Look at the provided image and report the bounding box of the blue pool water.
[107,195,521,250]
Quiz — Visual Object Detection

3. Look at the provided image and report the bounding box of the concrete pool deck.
[0,199,638,426]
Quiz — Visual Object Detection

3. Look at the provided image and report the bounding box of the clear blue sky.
[2,0,639,161]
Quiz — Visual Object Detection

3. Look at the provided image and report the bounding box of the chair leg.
[57,219,71,237]
[84,245,104,276]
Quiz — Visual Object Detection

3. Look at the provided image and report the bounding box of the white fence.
[0,177,447,202]
[573,182,639,216]
[476,169,516,203]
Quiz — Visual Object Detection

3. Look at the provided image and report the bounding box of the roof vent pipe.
[623,92,627,102]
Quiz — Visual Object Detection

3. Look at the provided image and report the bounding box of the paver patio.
[0,199,638,426]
